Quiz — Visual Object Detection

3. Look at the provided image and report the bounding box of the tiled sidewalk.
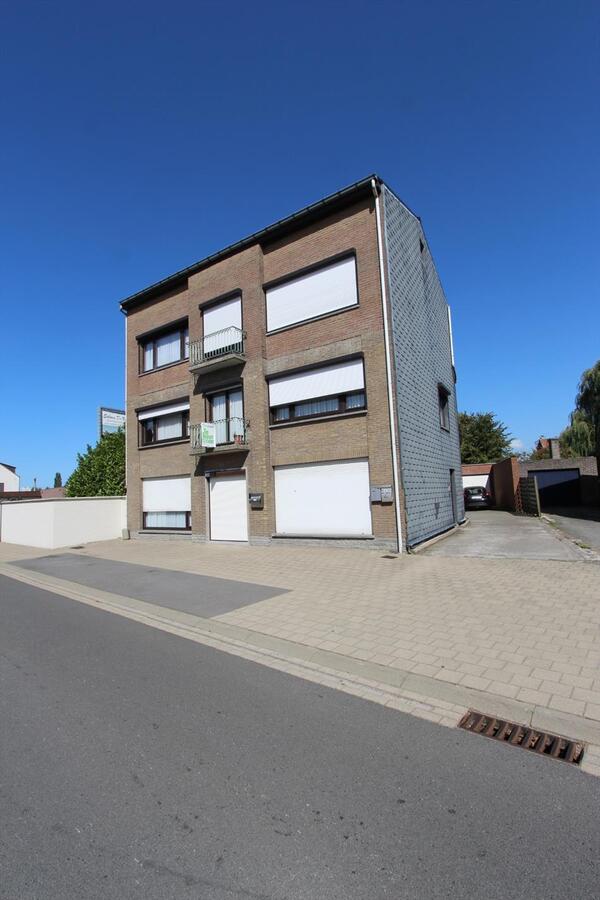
[2,536,600,739]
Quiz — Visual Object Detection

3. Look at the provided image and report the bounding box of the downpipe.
[371,178,404,553]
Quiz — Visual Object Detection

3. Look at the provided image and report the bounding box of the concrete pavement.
[2,575,600,899]
[426,509,586,560]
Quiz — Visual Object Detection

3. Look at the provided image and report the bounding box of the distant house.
[0,463,20,493]
[41,487,66,499]
[534,436,560,460]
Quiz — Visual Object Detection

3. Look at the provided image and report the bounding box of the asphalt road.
[1,575,599,900]
[545,507,600,552]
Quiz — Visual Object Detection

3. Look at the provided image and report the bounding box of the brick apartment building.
[120,175,463,552]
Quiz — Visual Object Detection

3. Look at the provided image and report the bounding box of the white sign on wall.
[99,407,126,437]
[200,422,216,449]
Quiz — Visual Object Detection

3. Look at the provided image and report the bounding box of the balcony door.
[210,388,244,445]
[202,295,242,357]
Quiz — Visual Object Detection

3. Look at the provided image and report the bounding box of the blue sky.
[1,0,598,487]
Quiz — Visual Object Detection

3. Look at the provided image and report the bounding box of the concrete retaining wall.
[0,497,126,549]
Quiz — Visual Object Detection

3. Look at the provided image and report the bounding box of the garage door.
[274,459,372,537]
[210,474,248,541]
[533,469,580,507]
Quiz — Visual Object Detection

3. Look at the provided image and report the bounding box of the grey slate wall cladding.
[382,186,464,546]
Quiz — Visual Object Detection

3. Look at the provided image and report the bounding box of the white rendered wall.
[0,497,126,549]
[0,465,20,491]
[462,474,491,491]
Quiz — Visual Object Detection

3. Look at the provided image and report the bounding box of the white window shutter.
[268,359,364,406]
[142,476,191,512]
[138,401,189,421]
[266,256,358,331]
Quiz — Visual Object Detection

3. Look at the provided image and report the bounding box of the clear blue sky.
[1,1,598,487]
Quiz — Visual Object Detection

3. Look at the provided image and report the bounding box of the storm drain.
[459,710,585,766]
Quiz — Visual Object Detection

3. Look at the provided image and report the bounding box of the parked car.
[464,486,491,510]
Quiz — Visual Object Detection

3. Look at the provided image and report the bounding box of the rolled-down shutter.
[142,476,191,512]
[203,297,242,354]
[268,358,364,406]
[274,459,371,537]
[138,401,189,421]
[266,256,358,331]
[210,474,248,541]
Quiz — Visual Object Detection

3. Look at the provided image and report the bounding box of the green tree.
[459,411,512,464]
[574,360,600,473]
[559,410,594,459]
[53,472,62,488]
[65,430,126,497]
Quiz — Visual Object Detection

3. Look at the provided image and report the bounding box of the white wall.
[0,497,126,549]
[0,465,20,492]
[462,474,491,491]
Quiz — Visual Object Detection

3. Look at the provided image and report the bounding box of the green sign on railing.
[200,422,216,449]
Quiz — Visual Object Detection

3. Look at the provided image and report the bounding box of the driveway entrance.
[425,509,585,560]
[544,507,600,552]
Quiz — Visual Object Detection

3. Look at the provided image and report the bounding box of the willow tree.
[559,410,594,458]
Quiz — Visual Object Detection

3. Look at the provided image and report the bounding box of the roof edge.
[119,174,382,313]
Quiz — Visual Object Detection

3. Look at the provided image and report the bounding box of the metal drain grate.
[459,710,585,766]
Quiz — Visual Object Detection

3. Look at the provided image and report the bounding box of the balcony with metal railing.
[190,418,249,456]
[189,326,246,374]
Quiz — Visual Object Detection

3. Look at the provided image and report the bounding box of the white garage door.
[274,459,372,537]
[210,474,248,541]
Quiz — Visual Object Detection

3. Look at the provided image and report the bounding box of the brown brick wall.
[125,197,402,546]
[491,457,521,511]
[462,463,493,476]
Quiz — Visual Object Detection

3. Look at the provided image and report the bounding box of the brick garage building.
[520,457,599,507]
[120,175,463,552]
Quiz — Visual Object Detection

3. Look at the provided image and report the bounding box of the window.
[140,322,189,372]
[208,387,245,444]
[143,511,191,529]
[142,476,191,531]
[138,401,190,446]
[438,385,450,430]
[268,358,366,424]
[265,255,358,332]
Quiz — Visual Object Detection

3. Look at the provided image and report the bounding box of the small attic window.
[419,238,425,253]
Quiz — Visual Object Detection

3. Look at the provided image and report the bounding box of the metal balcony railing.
[190,418,249,454]
[189,326,245,368]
